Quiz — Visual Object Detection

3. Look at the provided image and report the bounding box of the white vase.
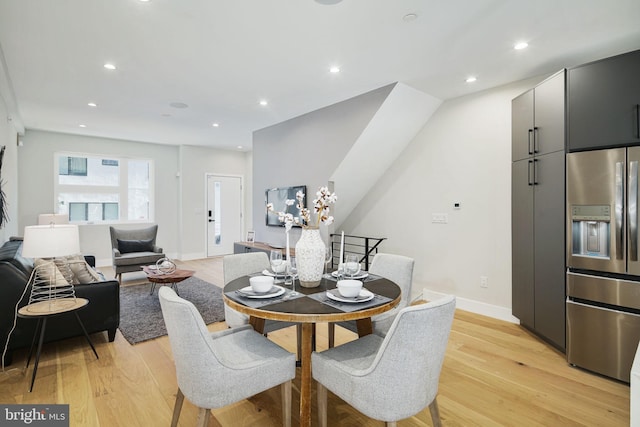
[295,226,326,288]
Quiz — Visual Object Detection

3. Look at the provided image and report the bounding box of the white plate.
[262,269,296,278]
[237,285,285,299]
[326,288,374,303]
[331,271,369,280]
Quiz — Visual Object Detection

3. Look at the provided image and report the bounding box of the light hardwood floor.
[0,257,630,426]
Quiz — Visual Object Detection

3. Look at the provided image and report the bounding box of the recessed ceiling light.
[103,63,116,70]
[212,123,220,127]
[315,0,343,4]
[237,145,243,150]
[514,42,529,50]
[466,76,477,83]
[169,102,189,109]
[259,100,268,106]
[79,124,87,128]
[329,66,340,74]
[87,102,97,107]
[403,13,418,22]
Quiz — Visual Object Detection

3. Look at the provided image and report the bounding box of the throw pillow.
[34,258,70,286]
[117,238,154,254]
[55,255,104,285]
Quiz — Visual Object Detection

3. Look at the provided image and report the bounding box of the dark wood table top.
[223,274,401,323]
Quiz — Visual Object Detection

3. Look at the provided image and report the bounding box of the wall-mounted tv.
[265,185,306,227]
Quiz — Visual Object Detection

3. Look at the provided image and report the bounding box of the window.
[59,156,88,176]
[55,153,153,223]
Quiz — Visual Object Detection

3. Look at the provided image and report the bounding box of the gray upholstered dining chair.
[312,294,456,427]
[158,286,296,427]
[328,253,414,347]
[223,252,302,356]
[109,224,164,284]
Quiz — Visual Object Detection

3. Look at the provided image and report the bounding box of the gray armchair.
[328,253,415,347]
[312,295,456,427]
[159,286,296,427]
[109,225,164,284]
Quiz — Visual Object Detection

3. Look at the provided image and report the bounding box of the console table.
[233,241,295,259]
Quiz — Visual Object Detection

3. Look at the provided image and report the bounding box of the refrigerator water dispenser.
[571,205,610,259]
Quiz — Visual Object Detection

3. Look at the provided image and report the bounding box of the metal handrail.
[328,233,386,271]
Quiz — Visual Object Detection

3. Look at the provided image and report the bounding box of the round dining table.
[223,274,401,427]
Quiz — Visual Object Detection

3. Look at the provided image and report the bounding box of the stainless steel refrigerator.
[566,147,640,382]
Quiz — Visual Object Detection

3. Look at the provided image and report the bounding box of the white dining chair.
[159,286,296,427]
[312,295,456,427]
[328,253,414,347]
[223,252,302,358]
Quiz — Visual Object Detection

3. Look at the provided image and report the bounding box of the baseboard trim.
[422,288,520,324]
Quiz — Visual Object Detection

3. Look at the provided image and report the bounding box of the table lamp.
[22,224,81,312]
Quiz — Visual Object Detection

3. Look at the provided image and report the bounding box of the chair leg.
[317,382,327,427]
[196,407,210,427]
[328,322,335,348]
[281,380,292,427]
[170,388,185,427]
[385,422,397,427]
[429,398,442,427]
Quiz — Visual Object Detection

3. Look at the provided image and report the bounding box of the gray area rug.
[119,276,225,344]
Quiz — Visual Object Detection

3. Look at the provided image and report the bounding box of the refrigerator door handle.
[630,160,638,261]
[616,161,625,260]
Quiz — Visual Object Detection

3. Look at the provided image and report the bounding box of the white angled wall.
[341,75,546,320]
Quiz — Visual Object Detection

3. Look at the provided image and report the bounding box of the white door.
[206,175,242,257]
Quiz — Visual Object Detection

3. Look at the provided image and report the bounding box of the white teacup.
[249,275,274,293]
[336,279,363,298]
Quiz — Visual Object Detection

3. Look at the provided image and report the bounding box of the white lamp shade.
[22,224,80,258]
[38,213,69,225]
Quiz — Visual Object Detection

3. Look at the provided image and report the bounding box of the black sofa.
[0,239,119,366]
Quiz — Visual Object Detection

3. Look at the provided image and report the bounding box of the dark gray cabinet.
[512,70,566,350]
[512,71,566,161]
[568,49,640,151]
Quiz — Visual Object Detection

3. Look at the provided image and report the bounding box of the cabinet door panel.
[535,71,566,155]
[512,159,535,327]
[512,90,534,161]
[534,151,566,350]
[568,49,640,151]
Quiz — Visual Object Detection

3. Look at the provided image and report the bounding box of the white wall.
[252,84,395,246]
[17,131,249,266]
[0,94,19,241]
[342,75,546,320]
[179,145,250,260]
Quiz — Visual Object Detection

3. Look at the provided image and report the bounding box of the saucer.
[326,288,374,303]
[331,271,368,280]
[237,285,285,299]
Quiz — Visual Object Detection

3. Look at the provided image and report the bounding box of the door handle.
[533,127,539,153]
[532,159,538,185]
[527,129,534,155]
[636,104,640,139]
[615,161,624,260]
[208,219,215,223]
[630,160,638,261]
[527,160,534,185]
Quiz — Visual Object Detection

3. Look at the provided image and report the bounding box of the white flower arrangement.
[267,186,337,229]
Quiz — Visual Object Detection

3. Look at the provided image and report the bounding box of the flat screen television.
[265,185,306,227]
